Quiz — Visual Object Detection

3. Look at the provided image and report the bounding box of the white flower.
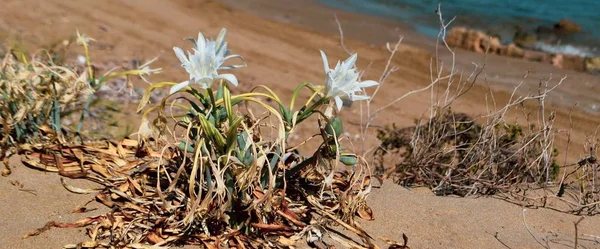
[170,28,245,94]
[320,50,378,111]
[138,57,162,84]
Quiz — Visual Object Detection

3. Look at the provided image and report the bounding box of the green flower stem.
[296,96,328,124]
[303,86,324,107]
[80,39,94,79]
[76,92,94,134]
[289,82,311,110]
[216,92,282,107]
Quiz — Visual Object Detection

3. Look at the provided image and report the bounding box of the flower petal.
[216,28,227,50]
[334,96,344,111]
[216,73,239,87]
[324,73,335,97]
[357,80,379,88]
[196,32,206,54]
[319,50,329,73]
[219,65,246,70]
[173,47,188,65]
[343,53,358,69]
[216,42,228,59]
[169,81,190,95]
[350,94,369,101]
[224,54,245,62]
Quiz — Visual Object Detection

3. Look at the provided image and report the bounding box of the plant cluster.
[129,28,378,247]
[19,28,379,248]
[0,32,159,175]
[375,109,560,196]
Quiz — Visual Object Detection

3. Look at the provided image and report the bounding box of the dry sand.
[1,0,599,248]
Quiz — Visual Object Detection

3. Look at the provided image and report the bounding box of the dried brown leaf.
[24,216,104,238]
[63,241,98,248]
[121,139,139,147]
[278,236,296,246]
[146,232,164,244]
[90,163,112,178]
[61,178,102,194]
[251,223,293,232]
[357,205,375,221]
[96,193,116,208]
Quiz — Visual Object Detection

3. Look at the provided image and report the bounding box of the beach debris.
[381,234,410,249]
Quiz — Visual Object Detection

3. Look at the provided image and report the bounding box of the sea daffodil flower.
[319,50,378,111]
[170,28,245,94]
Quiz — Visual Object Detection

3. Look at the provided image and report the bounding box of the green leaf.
[50,82,61,134]
[76,92,94,134]
[339,153,357,166]
[225,117,243,154]
[325,117,343,138]
[279,105,292,124]
[186,88,209,108]
[261,153,280,188]
[235,132,254,166]
[197,114,226,149]
[223,82,234,124]
[216,84,224,100]
[178,141,195,153]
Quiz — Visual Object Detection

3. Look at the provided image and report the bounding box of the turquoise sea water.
[318,0,600,57]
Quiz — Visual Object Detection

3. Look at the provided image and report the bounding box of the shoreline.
[217,0,436,48]
[218,0,600,115]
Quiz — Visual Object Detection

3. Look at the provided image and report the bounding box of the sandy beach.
[1,0,599,248]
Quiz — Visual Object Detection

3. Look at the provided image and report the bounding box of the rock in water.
[446,27,502,54]
[553,18,581,33]
[514,29,538,48]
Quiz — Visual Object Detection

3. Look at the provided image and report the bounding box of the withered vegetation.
[373,32,599,216]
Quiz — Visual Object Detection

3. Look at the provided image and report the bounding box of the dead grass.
[373,5,599,216]
[0,46,93,175]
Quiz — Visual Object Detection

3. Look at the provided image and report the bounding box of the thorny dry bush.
[373,8,599,215]
[14,28,381,249]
